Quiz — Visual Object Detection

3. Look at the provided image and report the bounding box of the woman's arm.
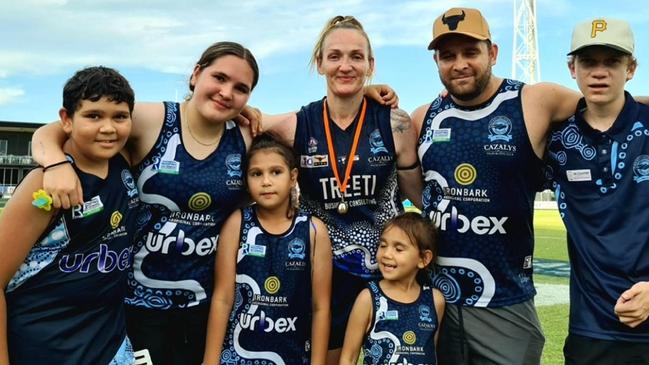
[432,288,446,346]
[202,211,242,365]
[309,217,332,365]
[391,108,423,208]
[339,289,373,365]
[0,170,57,365]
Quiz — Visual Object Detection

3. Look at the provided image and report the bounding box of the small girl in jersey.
[339,212,445,365]
[203,134,332,365]
[0,66,138,365]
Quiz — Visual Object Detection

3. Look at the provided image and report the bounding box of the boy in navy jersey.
[546,18,649,364]
[0,66,138,365]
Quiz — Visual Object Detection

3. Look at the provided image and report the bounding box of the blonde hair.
[309,15,374,72]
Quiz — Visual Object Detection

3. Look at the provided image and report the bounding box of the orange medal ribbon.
[322,97,367,214]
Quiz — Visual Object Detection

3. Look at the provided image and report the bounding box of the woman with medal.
[254,15,422,364]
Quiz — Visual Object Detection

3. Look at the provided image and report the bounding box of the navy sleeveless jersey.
[6,154,139,365]
[294,98,402,279]
[547,93,649,342]
[419,79,544,308]
[125,101,247,309]
[219,206,313,364]
[362,281,437,365]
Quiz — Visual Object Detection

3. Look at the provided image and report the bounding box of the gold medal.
[323,97,367,216]
[337,201,349,215]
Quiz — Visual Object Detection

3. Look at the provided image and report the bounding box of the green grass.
[533,209,569,365]
[534,209,569,262]
[537,304,570,365]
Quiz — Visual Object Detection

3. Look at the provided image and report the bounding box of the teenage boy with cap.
[546,18,649,364]
[412,7,584,365]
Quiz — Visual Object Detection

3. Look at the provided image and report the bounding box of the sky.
[2,0,649,123]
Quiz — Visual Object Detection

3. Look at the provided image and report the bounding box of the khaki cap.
[428,7,491,50]
[569,18,634,55]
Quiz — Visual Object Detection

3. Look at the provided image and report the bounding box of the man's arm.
[391,108,423,208]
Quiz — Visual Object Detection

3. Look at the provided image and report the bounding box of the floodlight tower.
[512,0,540,83]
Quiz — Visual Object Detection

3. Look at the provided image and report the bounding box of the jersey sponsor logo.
[300,154,329,168]
[144,229,216,256]
[252,294,289,306]
[319,175,376,200]
[59,243,132,273]
[239,310,298,333]
[378,309,399,321]
[370,129,389,154]
[264,276,281,294]
[442,186,490,203]
[402,331,416,345]
[487,116,513,142]
[71,195,104,219]
[454,163,477,185]
[483,143,517,156]
[110,211,123,229]
[431,128,451,143]
[188,192,212,211]
[429,206,507,235]
[633,155,649,183]
[168,211,216,225]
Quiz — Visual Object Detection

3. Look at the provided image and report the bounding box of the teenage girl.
[203,134,332,365]
[340,212,445,365]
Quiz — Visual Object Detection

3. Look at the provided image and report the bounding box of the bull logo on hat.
[442,10,466,31]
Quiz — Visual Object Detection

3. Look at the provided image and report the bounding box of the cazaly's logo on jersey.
[633,155,649,183]
[370,129,388,154]
[418,305,432,323]
[226,154,242,177]
[121,169,138,198]
[487,116,513,142]
[288,238,306,260]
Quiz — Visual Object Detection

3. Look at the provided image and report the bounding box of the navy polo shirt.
[547,92,649,342]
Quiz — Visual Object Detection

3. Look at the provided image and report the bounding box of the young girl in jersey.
[339,212,445,365]
[0,66,138,365]
[203,134,332,365]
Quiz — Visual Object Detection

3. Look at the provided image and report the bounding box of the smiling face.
[569,46,635,107]
[60,97,132,167]
[434,35,497,103]
[190,54,255,124]
[246,149,298,212]
[317,28,374,98]
[377,225,432,283]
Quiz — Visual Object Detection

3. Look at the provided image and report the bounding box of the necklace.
[322,97,367,215]
[182,104,223,147]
